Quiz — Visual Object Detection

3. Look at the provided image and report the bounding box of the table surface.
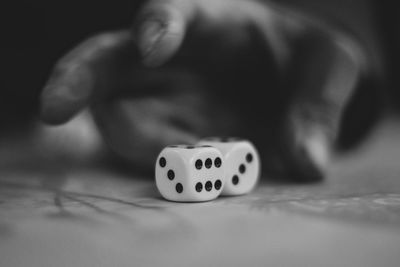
[1,114,400,267]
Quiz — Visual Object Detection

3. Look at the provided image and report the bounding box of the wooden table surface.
[1,114,400,267]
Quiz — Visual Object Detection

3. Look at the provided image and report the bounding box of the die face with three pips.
[155,145,225,202]
[197,137,260,196]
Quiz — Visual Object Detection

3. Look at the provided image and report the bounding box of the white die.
[197,137,260,196]
[155,145,225,202]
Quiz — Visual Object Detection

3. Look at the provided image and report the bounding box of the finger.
[40,31,136,125]
[91,97,204,170]
[133,0,195,67]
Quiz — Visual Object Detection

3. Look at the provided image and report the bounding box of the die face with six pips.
[197,138,260,196]
[155,145,225,202]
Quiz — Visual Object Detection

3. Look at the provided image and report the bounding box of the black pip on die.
[197,138,260,196]
[155,145,225,202]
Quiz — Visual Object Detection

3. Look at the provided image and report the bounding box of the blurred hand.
[40,0,364,181]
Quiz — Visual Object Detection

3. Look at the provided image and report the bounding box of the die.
[155,145,225,202]
[197,137,260,196]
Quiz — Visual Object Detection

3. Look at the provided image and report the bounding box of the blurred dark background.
[1,0,399,129]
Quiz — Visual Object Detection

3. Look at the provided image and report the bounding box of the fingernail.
[40,89,71,124]
[40,65,93,123]
[138,20,166,58]
[305,130,331,169]
[44,65,92,102]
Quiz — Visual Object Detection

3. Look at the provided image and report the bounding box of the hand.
[40,0,365,181]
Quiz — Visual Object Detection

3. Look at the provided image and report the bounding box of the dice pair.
[155,138,260,202]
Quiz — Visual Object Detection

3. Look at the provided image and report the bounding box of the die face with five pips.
[197,137,260,196]
[155,145,225,202]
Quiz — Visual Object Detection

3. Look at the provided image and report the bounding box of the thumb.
[133,0,195,67]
